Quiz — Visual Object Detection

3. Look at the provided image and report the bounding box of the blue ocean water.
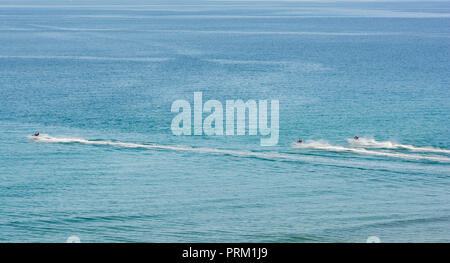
[0,0,449,242]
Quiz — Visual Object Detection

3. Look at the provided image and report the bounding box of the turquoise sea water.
[0,0,449,242]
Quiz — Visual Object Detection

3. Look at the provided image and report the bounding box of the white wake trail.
[29,134,450,164]
[293,140,450,163]
[347,137,450,154]
[28,134,304,162]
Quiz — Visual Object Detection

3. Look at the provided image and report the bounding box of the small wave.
[347,137,450,154]
[204,59,328,71]
[29,24,116,31]
[0,55,172,63]
[293,140,450,163]
[137,29,397,36]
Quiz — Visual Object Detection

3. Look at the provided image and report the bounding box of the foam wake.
[292,140,450,163]
[347,137,450,154]
[30,134,194,151]
[29,134,305,162]
[29,134,450,164]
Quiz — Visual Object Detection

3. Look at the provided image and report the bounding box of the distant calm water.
[0,0,449,242]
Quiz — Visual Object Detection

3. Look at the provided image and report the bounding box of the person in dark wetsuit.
[354,136,359,140]
[33,132,40,136]
[297,138,303,143]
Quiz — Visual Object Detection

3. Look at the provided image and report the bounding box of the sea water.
[0,0,449,242]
